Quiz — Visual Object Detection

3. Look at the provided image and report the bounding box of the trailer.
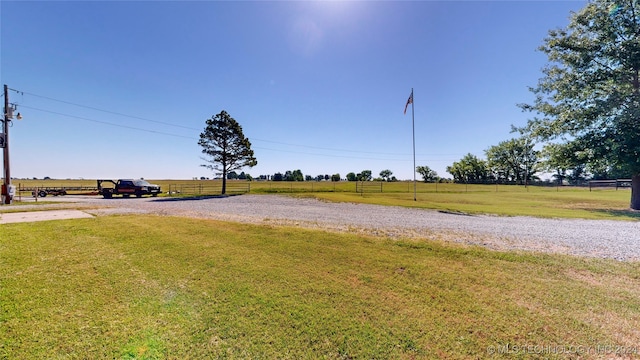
[97,179,161,199]
[19,184,99,198]
[32,188,68,197]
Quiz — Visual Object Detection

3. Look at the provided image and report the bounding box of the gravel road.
[6,194,640,261]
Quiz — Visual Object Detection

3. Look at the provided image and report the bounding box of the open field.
[10,179,636,220]
[2,215,640,359]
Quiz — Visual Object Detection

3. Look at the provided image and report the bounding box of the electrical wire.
[18,90,197,131]
[14,88,464,162]
[19,105,195,140]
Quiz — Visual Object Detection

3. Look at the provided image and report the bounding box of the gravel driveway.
[7,194,640,261]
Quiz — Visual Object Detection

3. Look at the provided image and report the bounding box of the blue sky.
[1,0,586,180]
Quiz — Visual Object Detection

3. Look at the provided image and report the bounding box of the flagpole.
[411,88,416,201]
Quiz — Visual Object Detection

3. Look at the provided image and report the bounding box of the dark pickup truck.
[97,179,161,199]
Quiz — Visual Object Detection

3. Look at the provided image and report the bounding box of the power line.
[253,145,415,161]
[14,88,465,163]
[250,138,458,157]
[18,90,197,131]
[15,88,463,158]
[22,105,446,163]
[20,105,195,139]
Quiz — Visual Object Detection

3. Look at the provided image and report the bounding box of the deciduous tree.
[416,165,438,183]
[518,0,640,208]
[446,154,489,184]
[485,138,539,185]
[357,170,373,181]
[379,169,393,182]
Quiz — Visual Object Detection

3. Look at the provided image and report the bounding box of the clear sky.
[1,0,586,181]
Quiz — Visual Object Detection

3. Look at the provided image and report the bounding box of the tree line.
[197,110,626,191]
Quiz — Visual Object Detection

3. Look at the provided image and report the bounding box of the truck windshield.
[133,180,152,186]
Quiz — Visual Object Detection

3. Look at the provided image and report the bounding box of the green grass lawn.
[2,215,640,359]
[10,179,637,220]
[306,187,637,220]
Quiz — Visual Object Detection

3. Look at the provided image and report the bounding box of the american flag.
[404,91,413,115]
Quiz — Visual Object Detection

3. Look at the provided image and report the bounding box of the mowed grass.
[2,216,640,359]
[307,187,636,220]
[11,179,637,220]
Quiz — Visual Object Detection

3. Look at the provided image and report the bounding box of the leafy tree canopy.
[357,170,373,181]
[485,137,539,184]
[379,169,393,182]
[517,0,640,207]
[416,165,438,183]
[446,153,488,184]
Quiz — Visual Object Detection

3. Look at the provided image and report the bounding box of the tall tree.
[446,153,489,184]
[284,170,294,181]
[291,169,304,181]
[416,165,438,183]
[518,0,640,209]
[485,138,539,185]
[540,143,574,185]
[379,169,393,182]
[199,110,257,195]
[357,170,373,181]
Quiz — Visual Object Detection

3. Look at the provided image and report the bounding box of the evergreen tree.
[199,110,257,194]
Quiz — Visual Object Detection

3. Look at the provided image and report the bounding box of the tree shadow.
[150,194,243,202]
[591,208,640,220]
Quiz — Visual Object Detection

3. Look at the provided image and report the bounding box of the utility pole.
[3,84,11,204]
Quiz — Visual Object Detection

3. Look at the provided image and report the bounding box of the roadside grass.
[2,215,640,359]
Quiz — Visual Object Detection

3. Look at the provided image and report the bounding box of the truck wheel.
[135,191,142,198]
[38,190,47,198]
[103,191,113,199]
